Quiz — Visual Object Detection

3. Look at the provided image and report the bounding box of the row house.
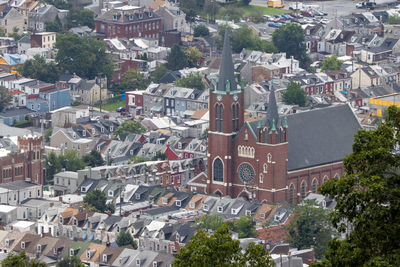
[289,73,334,96]
[360,37,400,63]
[325,70,353,92]
[95,6,162,40]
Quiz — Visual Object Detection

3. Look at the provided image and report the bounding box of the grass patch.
[95,96,125,112]
[215,4,289,21]
[241,5,289,16]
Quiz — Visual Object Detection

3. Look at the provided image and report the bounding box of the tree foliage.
[43,0,72,9]
[0,85,12,112]
[173,224,274,267]
[218,26,276,54]
[321,55,344,71]
[116,230,138,249]
[315,106,400,266]
[272,23,309,68]
[66,9,95,29]
[388,16,400,24]
[151,64,168,83]
[286,200,333,259]
[166,45,188,71]
[176,73,205,91]
[282,82,307,107]
[56,256,85,267]
[18,55,60,83]
[2,251,46,267]
[197,214,224,231]
[45,152,62,181]
[8,27,28,41]
[194,24,210,37]
[45,150,86,181]
[44,127,53,143]
[83,149,104,167]
[114,120,146,140]
[119,69,148,92]
[55,33,114,80]
[232,216,257,238]
[83,189,107,213]
[185,46,202,68]
[45,15,63,32]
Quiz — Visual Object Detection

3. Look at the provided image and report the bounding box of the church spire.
[217,26,236,92]
[266,77,279,129]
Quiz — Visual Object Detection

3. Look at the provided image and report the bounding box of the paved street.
[251,0,387,18]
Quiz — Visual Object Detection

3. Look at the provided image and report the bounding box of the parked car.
[268,22,282,28]
[116,107,126,112]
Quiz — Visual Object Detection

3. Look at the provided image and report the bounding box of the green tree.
[388,16,400,24]
[0,27,5,37]
[282,82,307,107]
[200,128,209,140]
[56,256,85,267]
[321,55,344,71]
[2,251,46,267]
[18,55,60,83]
[114,120,146,140]
[119,69,148,92]
[218,26,276,53]
[8,27,28,41]
[59,150,86,171]
[151,64,168,83]
[151,151,167,161]
[286,200,333,259]
[45,152,62,181]
[43,0,72,9]
[45,15,63,32]
[83,189,107,213]
[0,86,12,112]
[56,33,114,80]
[314,105,400,266]
[185,47,202,68]
[173,224,274,267]
[233,216,257,238]
[44,127,53,143]
[166,45,188,71]
[105,202,115,214]
[176,73,205,91]
[83,149,104,167]
[272,23,309,68]
[116,230,138,249]
[197,214,224,231]
[66,9,95,29]
[129,155,150,163]
[194,24,210,37]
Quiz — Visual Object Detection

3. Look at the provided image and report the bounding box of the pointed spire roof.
[217,28,236,92]
[266,78,279,129]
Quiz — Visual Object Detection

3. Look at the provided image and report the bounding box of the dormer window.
[21,242,25,249]
[148,12,153,17]
[138,13,143,19]
[37,244,41,253]
[130,150,134,155]
[70,248,74,257]
[217,206,223,213]
[203,204,209,211]
[135,193,141,200]
[117,226,120,232]
[5,239,9,247]
[110,126,114,132]
[136,259,141,266]
[162,197,168,205]
[113,15,118,21]
[153,262,158,267]
[103,254,108,263]
[260,213,265,219]
[73,218,77,225]
[92,128,96,135]
[178,143,182,149]
[53,248,57,255]
[73,133,76,138]
[175,200,181,207]
[129,15,134,20]
[82,131,86,137]
[101,127,104,133]
[108,190,114,197]
[87,251,91,259]
[59,216,63,223]
[245,210,252,216]
[189,202,195,209]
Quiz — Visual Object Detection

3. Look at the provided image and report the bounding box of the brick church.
[189,28,361,203]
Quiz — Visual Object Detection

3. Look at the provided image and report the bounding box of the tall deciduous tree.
[176,73,205,91]
[56,256,85,267]
[59,150,86,172]
[45,15,63,32]
[119,69,148,92]
[114,120,146,140]
[272,23,309,68]
[286,200,334,259]
[282,82,307,107]
[83,149,104,167]
[116,230,138,249]
[321,55,344,71]
[83,189,107,213]
[18,55,60,83]
[66,9,95,29]
[233,216,257,238]
[0,86,11,112]
[45,152,62,181]
[55,33,114,80]
[151,64,168,83]
[166,45,188,71]
[194,24,210,37]
[197,214,224,231]
[185,47,202,68]
[173,224,274,267]
[2,251,46,267]
[315,105,400,266]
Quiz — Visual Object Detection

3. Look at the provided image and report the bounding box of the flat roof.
[0,204,17,213]
[373,93,400,102]
[11,221,35,228]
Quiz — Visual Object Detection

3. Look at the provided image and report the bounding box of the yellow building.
[369,93,400,117]
[0,54,25,74]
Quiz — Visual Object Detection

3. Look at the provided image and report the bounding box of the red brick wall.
[96,18,162,39]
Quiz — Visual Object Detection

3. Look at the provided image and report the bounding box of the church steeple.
[217,27,236,92]
[266,78,279,130]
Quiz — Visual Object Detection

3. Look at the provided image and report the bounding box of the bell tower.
[207,26,245,196]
